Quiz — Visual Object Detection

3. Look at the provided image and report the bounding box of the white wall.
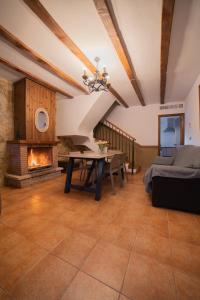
[56,92,115,137]
[56,93,100,136]
[79,92,115,133]
[185,73,200,145]
[108,103,184,146]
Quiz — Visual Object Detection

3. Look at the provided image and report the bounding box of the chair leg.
[110,173,116,194]
[119,169,124,187]
[124,163,128,183]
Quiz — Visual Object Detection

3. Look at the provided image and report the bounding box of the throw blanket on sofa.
[144,164,200,193]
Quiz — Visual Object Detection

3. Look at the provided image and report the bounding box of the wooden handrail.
[102,119,135,141]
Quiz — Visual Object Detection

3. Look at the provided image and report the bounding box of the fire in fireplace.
[28,146,52,171]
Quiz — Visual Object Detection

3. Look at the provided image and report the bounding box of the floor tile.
[138,221,169,238]
[134,231,171,264]
[0,236,48,291]
[62,271,119,300]
[0,288,12,300]
[77,217,109,239]
[52,232,96,268]
[30,221,73,251]
[122,253,176,300]
[168,210,199,225]
[12,254,78,300]
[82,241,129,291]
[119,295,131,300]
[168,221,200,245]
[101,223,137,251]
[1,173,200,299]
[174,269,200,300]
[170,239,200,277]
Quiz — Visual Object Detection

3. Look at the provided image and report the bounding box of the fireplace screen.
[28,146,52,171]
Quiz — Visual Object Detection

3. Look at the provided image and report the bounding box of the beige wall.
[185,73,200,146]
[135,143,158,171]
[108,103,184,146]
[0,78,14,186]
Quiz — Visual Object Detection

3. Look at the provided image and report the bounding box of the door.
[158,113,185,156]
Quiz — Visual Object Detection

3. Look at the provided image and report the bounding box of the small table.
[64,151,121,201]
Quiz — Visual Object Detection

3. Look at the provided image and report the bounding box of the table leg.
[65,157,74,193]
[84,160,95,187]
[95,158,105,201]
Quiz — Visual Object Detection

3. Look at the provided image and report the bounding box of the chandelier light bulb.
[83,68,87,76]
[103,66,107,73]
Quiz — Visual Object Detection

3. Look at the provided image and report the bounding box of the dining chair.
[80,151,95,182]
[119,153,128,182]
[104,154,123,194]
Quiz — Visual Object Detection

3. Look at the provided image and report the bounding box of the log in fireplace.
[28,146,52,171]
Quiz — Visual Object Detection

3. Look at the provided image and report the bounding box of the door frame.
[158,113,185,155]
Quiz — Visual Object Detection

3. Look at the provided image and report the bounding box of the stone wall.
[0,78,14,186]
[57,137,89,159]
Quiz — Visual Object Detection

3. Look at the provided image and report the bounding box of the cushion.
[187,162,200,169]
[174,145,200,168]
[153,156,174,166]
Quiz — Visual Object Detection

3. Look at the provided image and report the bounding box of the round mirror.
[35,108,49,132]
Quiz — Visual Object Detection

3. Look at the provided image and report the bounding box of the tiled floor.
[0,172,200,300]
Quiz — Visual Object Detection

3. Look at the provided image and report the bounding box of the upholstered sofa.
[144,145,200,213]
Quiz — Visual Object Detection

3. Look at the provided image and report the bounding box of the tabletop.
[59,150,122,160]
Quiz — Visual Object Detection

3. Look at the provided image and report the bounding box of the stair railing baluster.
[131,139,134,174]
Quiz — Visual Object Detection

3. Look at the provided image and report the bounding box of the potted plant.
[96,140,109,153]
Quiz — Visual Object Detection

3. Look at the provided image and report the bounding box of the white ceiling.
[0,0,199,106]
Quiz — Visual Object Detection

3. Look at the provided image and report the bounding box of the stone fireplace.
[5,78,62,187]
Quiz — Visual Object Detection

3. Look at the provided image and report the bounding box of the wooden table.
[64,151,121,201]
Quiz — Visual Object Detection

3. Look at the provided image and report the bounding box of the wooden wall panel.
[135,143,158,171]
[26,79,55,141]
[13,78,56,142]
[14,79,26,140]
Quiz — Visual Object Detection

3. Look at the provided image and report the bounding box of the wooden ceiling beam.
[23,0,129,108]
[160,0,175,104]
[0,57,73,98]
[0,24,88,94]
[94,0,146,106]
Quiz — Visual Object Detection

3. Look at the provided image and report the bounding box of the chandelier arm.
[82,57,109,93]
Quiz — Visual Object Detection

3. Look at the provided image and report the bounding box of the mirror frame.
[35,108,49,133]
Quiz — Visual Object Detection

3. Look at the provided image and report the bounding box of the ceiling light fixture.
[82,57,111,93]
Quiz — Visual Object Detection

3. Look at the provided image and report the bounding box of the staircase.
[94,119,135,173]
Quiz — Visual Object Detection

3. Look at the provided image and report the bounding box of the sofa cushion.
[187,162,200,169]
[173,145,200,168]
[153,156,174,166]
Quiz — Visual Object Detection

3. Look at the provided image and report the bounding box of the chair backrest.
[119,153,127,164]
[110,154,122,172]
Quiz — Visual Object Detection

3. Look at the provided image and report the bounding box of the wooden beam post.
[160,0,175,104]
[23,0,129,108]
[94,0,146,106]
[0,24,88,94]
[0,57,73,98]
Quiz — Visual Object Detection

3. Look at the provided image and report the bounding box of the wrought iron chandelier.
[82,57,111,93]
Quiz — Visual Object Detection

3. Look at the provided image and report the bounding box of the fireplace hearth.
[5,141,61,187]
